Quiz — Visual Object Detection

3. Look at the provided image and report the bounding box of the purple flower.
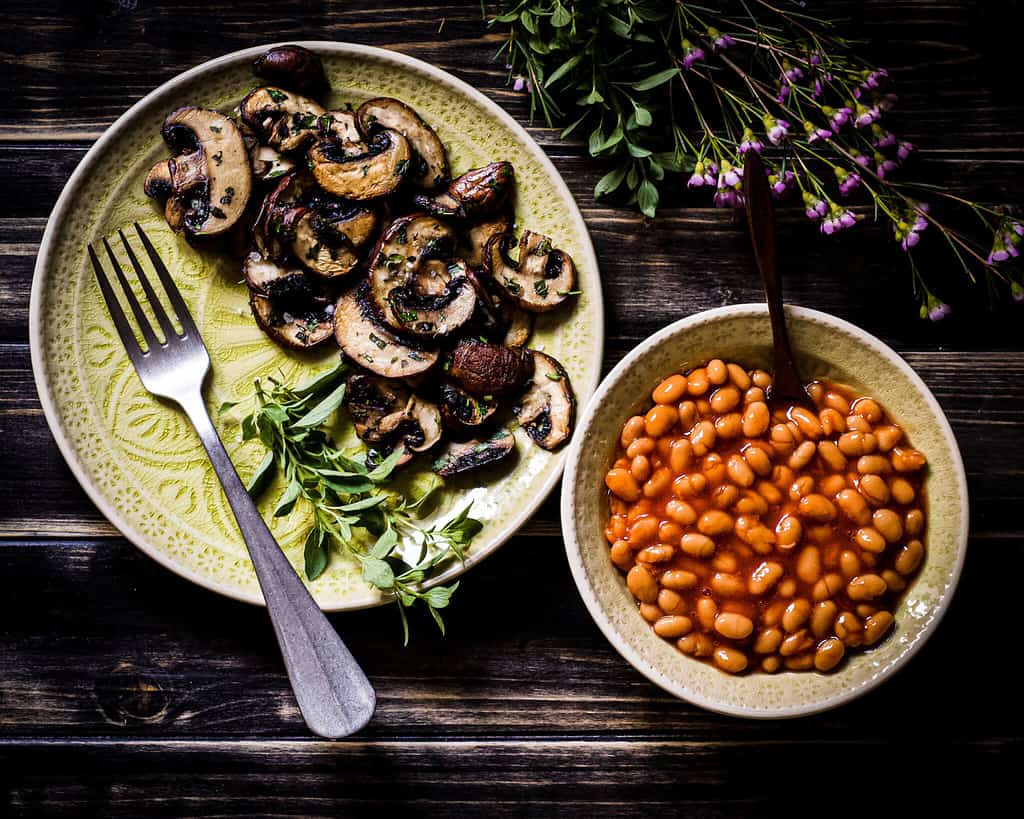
[862,68,889,90]
[769,170,795,198]
[1012,282,1024,302]
[803,192,828,220]
[682,40,705,70]
[809,54,822,67]
[764,116,791,145]
[688,160,717,188]
[714,188,742,208]
[709,28,735,51]
[783,65,805,83]
[805,121,832,144]
[875,152,899,179]
[776,83,791,103]
[897,141,916,161]
[927,302,952,321]
[512,75,530,92]
[828,106,852,131]
[718,161,741,189]
[738,128,763,155]
[813,79,824,98]
[854,104,879,128]
[1014,222,1024,237]
[850,149,870,168]
[895,205,929,250]
[838,171,861,196]
[878,93,899,112]
[821,206,857,235]
[872,125,896,147]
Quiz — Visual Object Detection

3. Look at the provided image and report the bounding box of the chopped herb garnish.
[210,206,227,219]
[395,225,408,245]
[534,280,549,297]
[532,237,553,255]
[306,242,322,261]
[395,158,410,177]
[209,124,222,133]
[504,277,522,294]
[399,311,418,323]
[361,164,370,177]
[212,151,223,166]
[267,88,288,103]
[368,333,387,349]
[545,372,562,381]
[557,289,583,296]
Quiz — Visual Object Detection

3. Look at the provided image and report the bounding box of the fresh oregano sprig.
[222,357,482,642]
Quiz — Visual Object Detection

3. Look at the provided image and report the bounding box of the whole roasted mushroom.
[485,230,577,313]
[144,106,253,237]
[415,162,514,220]
[252,45,329,98]
[448,338,534,398]
[239,87,326,153]
[356,98,448,189]
[514,350,575,450]
[309,130,412,200]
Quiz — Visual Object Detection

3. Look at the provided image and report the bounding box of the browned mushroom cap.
[309,130,412,200]
[239,87,326,153]
[439,382,498,430]
[333,282,439,378]
[484,230,577,313]
[247,262,335,350]
[356,98,448,189]
[432,427,515,477]
[415,162,514,220]
[252,45,329,98]
[448,338,534,398]
[291,207,378,280]
[514,350,576,450]
[150,107,253,237]
[462,210,513,268]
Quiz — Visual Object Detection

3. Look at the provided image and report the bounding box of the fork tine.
[118,228,178,340]
[88,244,146,367]
[101,237,160,351]
[133,222,200,338]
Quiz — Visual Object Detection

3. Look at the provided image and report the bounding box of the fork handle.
[177,390,376,739]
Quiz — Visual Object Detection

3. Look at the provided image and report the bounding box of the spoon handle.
[742,151,804,401]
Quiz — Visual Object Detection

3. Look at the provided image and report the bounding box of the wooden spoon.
[742,150,809,406]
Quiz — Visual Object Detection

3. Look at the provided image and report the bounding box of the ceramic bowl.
[561,304,968,718]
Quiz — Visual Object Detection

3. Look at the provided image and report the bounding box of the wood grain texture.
[2,0,1023,815]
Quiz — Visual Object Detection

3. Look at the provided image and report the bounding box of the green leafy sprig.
[223,358,482,642]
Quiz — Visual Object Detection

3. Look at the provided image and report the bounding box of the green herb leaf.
[246,450,276,498]
[304,527,328,580]
[631,68,679,91]
[291,382,346,428]
[594,165,628,198]
[273,479,302,517]
[361,556,395,590]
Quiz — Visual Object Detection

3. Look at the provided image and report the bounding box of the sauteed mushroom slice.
[146,107,253,237]
[415,162,514,220]
[247,259,335,349]
[239,87,326,153]
[463,210,513,267]
[317,109,363,144]
[432,428,515,477]
[484,230,577,313]
[252,45,329,99]
[448,338,534,398]
[292,207,379,280]
[514,350,575,450]
[356,98,448,189]
[464,266,534,347]
[344,375,442,464]
[309,130,412,200]
[439,382,498,430]
[333,283,440,378]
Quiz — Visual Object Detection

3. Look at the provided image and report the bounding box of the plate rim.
[560,303,968,718]
[29,40,605,611]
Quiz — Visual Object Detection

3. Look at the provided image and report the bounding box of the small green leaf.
[627,142,652,158]
[545,53,582,87]
[273,479,302,517]
[292,382,346,428]
[594,165,628,198]
[304,528,328,580]
[632,103,652,127]
[218,400,239,414]
[361,556,395,590]
[293,358,347,397]
[631,68,679,91]
[367,447,407,482]
[638,179,659,218]
[338,494,388,512]
[551,4,571,27]
[424,581,458,610]
[371,526,399,558]
[245,451,276,498]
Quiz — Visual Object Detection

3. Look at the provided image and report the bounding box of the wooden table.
[2,1,1022,814]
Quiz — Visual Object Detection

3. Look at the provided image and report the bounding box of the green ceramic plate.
[561,305,968,717]
[30,42,603,610]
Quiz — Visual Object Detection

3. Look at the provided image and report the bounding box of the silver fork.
[89,222,376,739]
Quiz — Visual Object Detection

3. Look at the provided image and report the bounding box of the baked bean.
[726,454,756,487]
[851,397,883,423]
[817,440,848,472]
[661,569,699,591]
[681,533,716,559]
[875,424,903,452]
[794,546,821,583]
[643,467,673,499]
[839,550,861,579]
[658,521,683,544]
[710,385,741,414]
[846,415,871,433]
[626,437,655,459]
[872,509,904,543]
[665,498,697,525]
[767,424,795,458]
[668,438,694,473]
[687,368,710,396]
[645,404,678,438]
[819,407,847,436]
[621,415,647,448]
[734,490,769,516]
[678,400,697,428]
[754,628,783,654]
[838,431,877,457]
[627,565,659,603]
[784,653,815,670]
[811,600,839,638]
[701,453,727,484]
[711,572,746,598]
[812,572,844,602]
[905,508,924,537]
[715,412,743,440]
[657,589,687,616]
[775,514,804,551]
[653,374,688,405]
[715,612,754,639]
[713,646,748,674]
[824,390,851,415]
[677,632,714,657]
[891,447,927,473]
[771,464,795,490]
[847,574,887,601]
[881,569,906,592]
[789,475,815,503]
[742,401,770,438]
[756,481,783,506]
[637,543,675,563]
[806,382,825,404]
[672,473,707,498]
[761,655,781,673]
[788,441,817,470]
[749,561,784,595]
[762,601,787,627]
[799,493,838,522]
[696,398,712,417]
[751,369,772,389]
[819,474,848,497]
[857,455,891,475]
[690,420,716,456]
[727,363,752,390]
[626,499,652,521]
[629,455,652,483]
[639,603,662,622]
[606,469,641,501]
[610,540,633,570]
[705,358,728,385]
[854,526,886,554]
[895,540,924,575]
[654,615,693,638]
[777,578,797,597]
[712,551,738,573]
[863,611,895,645]
[628,515,659,545]
[712,484,741,509]
[890,477,916,505]
[780,629,814,657]
[790,406,823,439]
[735,517,776,553]
[834,610,863,646]
[814,638,845,671]
[782,598,811,632]
[859,474,891,506]
[741,444,772,476]
[745,386,766,404]
[696,598,718,631]
[698,509,734,537]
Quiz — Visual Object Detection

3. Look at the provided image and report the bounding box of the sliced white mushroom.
[514,350,575,450]
[344,374,442,460]
[239,87,326,153]
[440,382,498,430]
[484,230,577,313]
[309,130,412,200]
[333,283,439,378]
[357,98,448,189]
[291,207,378,280]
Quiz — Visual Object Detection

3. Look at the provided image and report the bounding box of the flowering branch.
[488,0,1023,318]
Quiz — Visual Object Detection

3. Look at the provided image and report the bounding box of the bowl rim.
[29,41,604,611]
[560,303,969,718]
